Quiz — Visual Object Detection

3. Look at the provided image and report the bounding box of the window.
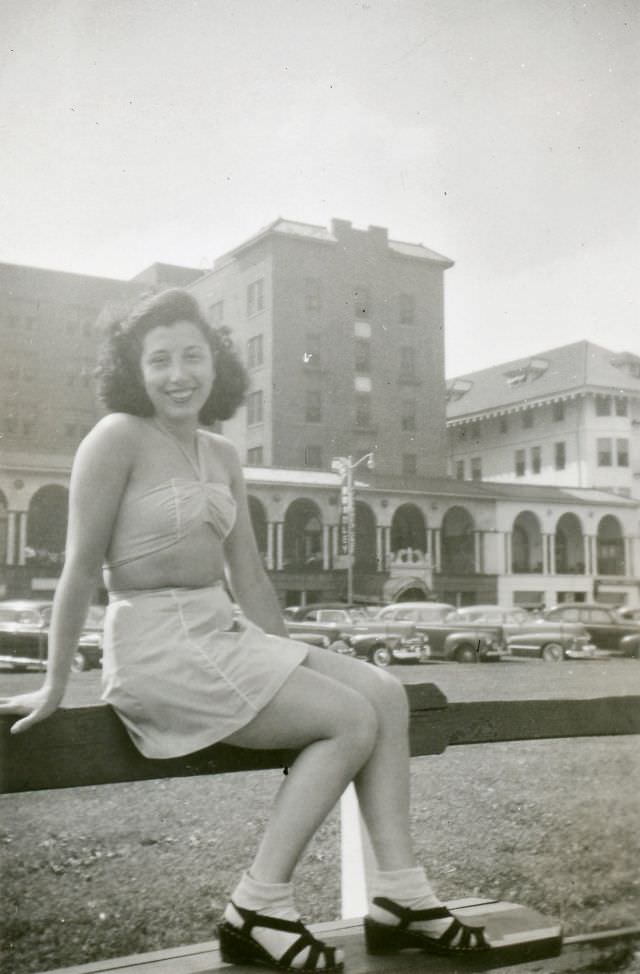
[247,390,264,425]
[354,338,371,373]
[399,293,415,324]
[531,446,541,474]
[555,442,566,470]
[402,453,417,476]
[597,437,612,466]
[595,395,611,416]
[247,334,264,369]
[515,449,526,477]
[615,398,628,417]
[304,445,323,468]
[522,410,534,429]
[399,346,416,380]
[247,446,264,465]
[305,389,322,423]
[355,392,372,428]
[401,400,416,431]
[471,457,482,481]
[617,438,629,467]
[353,286,370,319]
[209,300,224,326]
[305,278,322,311]
[499,416,508,434]
[303,333,321,369]
[552,401,565,422]
[247,278,265,316]
[455,459,465,480]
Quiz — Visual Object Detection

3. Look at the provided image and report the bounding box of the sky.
[1,0,638,376]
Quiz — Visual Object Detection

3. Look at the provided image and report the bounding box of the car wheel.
[541,642,564,662]
[454,643,478,664]
[371,645,392,667]
[71,651,89,673]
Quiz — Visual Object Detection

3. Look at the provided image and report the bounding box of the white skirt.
[101,585,308,759]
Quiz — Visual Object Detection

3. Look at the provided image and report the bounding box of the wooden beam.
[1,686,638,794]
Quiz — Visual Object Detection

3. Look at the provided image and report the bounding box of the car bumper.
[564,643,608,660]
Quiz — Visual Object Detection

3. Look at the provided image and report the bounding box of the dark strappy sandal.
[364,896,490,956]
[217,901,344,972]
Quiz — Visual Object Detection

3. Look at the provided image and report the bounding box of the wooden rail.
[2,684,639,793]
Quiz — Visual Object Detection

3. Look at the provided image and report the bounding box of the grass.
[2,736,639,974]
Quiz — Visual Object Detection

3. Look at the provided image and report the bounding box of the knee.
[371,670,410,729]
[340,693,379,761]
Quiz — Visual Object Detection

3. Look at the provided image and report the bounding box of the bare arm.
[0,415,136,732]
[222,440,288,638]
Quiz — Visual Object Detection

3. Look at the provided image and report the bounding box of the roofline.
[0,260,133,287]
[447,386,640,425]
[210,218,454,268]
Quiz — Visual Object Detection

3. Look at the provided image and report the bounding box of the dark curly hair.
[95,288,248,424]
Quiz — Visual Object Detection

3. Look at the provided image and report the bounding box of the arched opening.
[441,506,475,574]
[390,503,426,560]
[597,515,625,576]
[354,501,377,570]
[555,513,584,574]
[283,499,323,570]
[26,485,69,566]
[512,511,543,574]
[248,495,268,562]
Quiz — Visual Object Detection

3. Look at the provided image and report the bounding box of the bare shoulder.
[74,413,145,473]
[198,429,242,477]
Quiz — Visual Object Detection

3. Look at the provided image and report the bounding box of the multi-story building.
[188,217,452,479]
[446,341,640,500]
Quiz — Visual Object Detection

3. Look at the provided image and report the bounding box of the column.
[265,521,275,571]
[624,537,632,577]
[583,534,591,576]
[18,511,28,566]
[275,522,284,571]
[383,526,391,570]
[432,528,442,573]
[473,531,484,574]
[375,526,384,571]
[541,534,548,575]
[6,511,17,566]
[504,531,512,575]
[322,524,331,571]
[548,534,556,575]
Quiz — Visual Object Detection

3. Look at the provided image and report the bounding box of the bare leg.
[302,648,416,870]
[222,661,379,883]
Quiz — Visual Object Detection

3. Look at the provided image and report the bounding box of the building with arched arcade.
[2,460,637,609]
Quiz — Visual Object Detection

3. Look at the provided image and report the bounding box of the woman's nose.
[168,358,186,381]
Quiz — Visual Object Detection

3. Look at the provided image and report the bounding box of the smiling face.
[140,320,215,427]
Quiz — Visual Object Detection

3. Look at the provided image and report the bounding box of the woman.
[0,289,489,972]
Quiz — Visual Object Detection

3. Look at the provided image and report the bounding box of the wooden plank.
[1,690,639,794]
[30,900,566,974]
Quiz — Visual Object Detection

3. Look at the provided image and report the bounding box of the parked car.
[284,603,427,667]
[617,606,640,624]
[447,605,598,661]
[0,600,103,672]
[544,603,640,655]
[374,602,507,663]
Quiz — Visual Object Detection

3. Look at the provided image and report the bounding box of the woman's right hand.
[0,687,63,735]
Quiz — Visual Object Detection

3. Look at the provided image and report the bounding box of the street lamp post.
[331,452,375,604]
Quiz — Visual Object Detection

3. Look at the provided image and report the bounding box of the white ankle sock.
[369,866,453,936]
[225,871,342,970]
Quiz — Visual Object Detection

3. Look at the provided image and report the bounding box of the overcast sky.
[1,0,638,376]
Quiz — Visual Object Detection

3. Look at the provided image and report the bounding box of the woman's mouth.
[166,388,196,403]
